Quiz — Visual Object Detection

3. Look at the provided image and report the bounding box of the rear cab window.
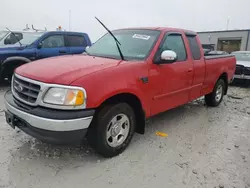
[186,35,202,60]
[65,35,87,47]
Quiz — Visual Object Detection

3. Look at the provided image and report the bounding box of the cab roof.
[115,27,197,35]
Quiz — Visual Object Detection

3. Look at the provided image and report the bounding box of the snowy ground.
[0,85,250,188]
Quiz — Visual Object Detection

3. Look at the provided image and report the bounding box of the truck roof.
[46,31,89,35]
[114,27,197,35]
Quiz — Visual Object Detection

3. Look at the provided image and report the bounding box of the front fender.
[2,56,31,67]
[71,70,151,116]
[84,82,150,116]
[98,88,150,116]
[0,56,32,79]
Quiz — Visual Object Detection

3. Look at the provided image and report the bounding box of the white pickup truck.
[232,51,250,81]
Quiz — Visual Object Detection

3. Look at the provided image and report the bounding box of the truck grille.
[13,75,41,104]
[235,65,244,75]
[244,68,250,75]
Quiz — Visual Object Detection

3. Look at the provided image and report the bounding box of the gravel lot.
[0,85,250,188]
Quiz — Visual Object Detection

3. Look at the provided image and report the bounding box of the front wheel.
[205,79,226,107]
[87,103,136,158]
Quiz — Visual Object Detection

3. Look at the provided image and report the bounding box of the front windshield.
[232,52,250,61]
[0,31,8,41]
[86,29,161,60]
[18,32,44,45]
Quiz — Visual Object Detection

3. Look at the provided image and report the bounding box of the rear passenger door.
[37,34,69,59]
[186,34,205,101]
[65,34,88,55]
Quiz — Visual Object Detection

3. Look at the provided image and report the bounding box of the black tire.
[205,79,226,107]
[0,66,13,85]
[87,103,136,158]
[0,67,5,85]
[244,80,250,87]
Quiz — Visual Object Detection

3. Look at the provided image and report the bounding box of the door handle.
[59,50,67,53]
[188,68,193,73]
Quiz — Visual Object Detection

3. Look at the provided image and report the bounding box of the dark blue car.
[0,30,92,83]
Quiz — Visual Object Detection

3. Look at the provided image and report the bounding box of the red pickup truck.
[4,27,236,158]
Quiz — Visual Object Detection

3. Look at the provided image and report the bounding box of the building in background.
[197,29,250,53]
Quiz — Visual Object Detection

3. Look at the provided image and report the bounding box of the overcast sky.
[1,0,250,41]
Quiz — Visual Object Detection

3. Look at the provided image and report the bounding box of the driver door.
[151,32,194,114]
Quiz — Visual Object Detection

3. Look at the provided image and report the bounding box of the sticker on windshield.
[136,54,146,58]
[132,34,151,40]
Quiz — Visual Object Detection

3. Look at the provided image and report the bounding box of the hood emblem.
[16,84,24,92]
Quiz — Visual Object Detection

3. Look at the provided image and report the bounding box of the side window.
[161,34,187,61]
[187,35,201,60]
[66,35,87,47]
[41,35,65,48]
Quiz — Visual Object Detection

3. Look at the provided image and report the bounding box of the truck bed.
[202,54,236,95]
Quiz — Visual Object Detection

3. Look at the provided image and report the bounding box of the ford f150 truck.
[0,30,91,83]
[4,27,236,158]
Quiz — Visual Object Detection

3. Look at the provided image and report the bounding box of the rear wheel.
[205,79,226,107]
[87,103,136,158]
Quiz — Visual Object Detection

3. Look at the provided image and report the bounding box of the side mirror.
[85,46,90,53]
[154,50,177,64]
[37,42,43,49]
[160,50,177,63]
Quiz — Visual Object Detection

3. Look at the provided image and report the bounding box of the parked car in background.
[4,26,236,158]
[0,31,10,43]
[206,50,228,55]
[231,51,250,81]
[0,30,45,46]
[203,48,211,54]
[0,30,92,83]
[202,44,215,51]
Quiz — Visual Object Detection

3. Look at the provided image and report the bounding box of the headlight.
[43,88,85,106]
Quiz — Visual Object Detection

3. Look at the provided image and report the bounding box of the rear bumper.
[233,74,250,80]
[4,90,94,145]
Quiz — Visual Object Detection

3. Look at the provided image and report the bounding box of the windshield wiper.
[6,27,22,46]
[95,17,124,60]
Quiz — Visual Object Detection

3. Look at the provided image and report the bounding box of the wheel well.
[96,93,146,134]
[219,72,228,95]
[2,60,26,77]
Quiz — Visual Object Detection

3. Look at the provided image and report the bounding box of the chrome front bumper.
[4,91,94,145]
[5,100,93,132]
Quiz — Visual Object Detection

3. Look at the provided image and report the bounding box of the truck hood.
[15,55,122,85]
[236,60,250,67]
